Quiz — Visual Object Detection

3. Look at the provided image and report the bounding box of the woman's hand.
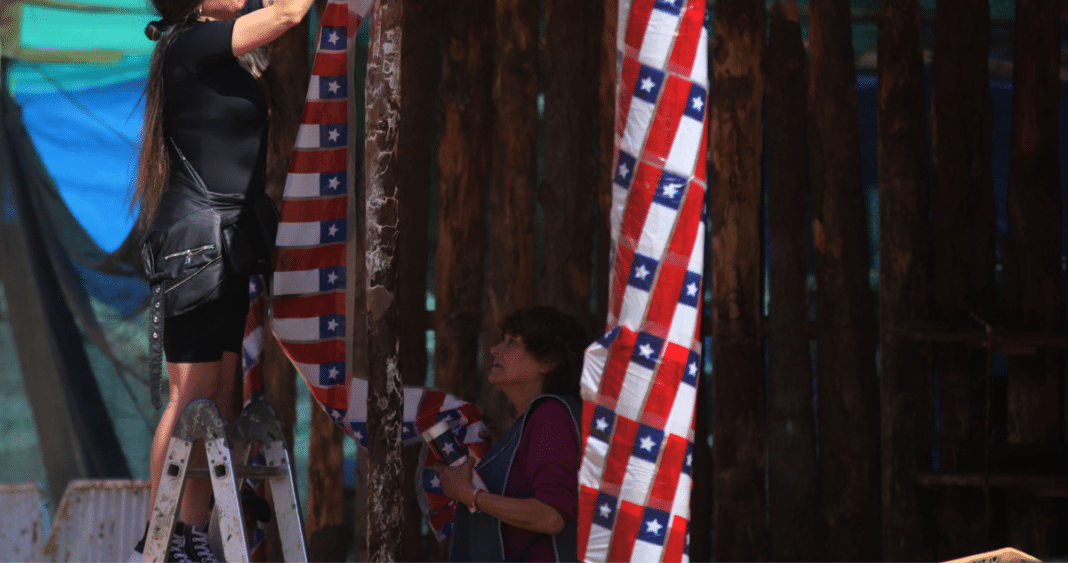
[433,457,478,506]
[231,0,316,56]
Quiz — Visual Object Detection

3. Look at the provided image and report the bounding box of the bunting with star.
[576,0,708,560]
[250,0,491,540]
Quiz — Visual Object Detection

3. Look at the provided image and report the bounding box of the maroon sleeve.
[522,399,581,525]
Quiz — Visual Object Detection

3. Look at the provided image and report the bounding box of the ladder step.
[185,465,289,480]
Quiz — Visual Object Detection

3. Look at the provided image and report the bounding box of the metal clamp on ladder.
[142,399,307,563]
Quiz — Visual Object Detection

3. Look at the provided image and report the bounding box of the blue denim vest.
[449,394,582,562]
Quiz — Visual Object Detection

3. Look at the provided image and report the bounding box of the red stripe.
[643,182,704,328]
[623,0,655,55]
[289,147,347,174]
[282,338,345,365]
[273,292,345,320]
[244,296,265,336]
[641,355,683,427]
[279,195,347,223]
[667,1,704,77]
[602,414,638,489]
[320,1,348,26]
[416,391,447,432]
[313,51,348,76]
[607,499,642,562]
[608,244,634,323]
[597,328,637,410]
[642,74,688,167]
[644,262,686,333]
[274,241,345,271]
[694,120,708,183]
[301,100,347,125]
[620,161,659,250]
[309,383,348,411]
[243,364,263,402]
[650,433,688,504]
[663,514,689,562]
[617,57,641,141]
[577,485,600,560]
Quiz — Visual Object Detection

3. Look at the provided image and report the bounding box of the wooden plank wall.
[297,0,1068,559]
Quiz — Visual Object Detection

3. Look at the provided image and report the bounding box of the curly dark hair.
[500,306,588,396]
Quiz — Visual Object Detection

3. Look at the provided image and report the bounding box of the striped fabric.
[237,0,491,541]
[577,0,708,561]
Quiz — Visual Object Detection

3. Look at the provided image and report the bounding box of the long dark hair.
[133,0,278,228]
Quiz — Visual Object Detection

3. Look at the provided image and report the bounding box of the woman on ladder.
[129,0,310,558]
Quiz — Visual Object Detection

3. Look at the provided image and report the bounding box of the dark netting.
[1,86,155,509]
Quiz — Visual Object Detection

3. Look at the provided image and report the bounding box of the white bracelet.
[471,488,483,512]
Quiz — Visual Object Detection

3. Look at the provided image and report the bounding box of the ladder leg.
[204,433,250,563]
[263,439,307,563]
[142,436,195,562]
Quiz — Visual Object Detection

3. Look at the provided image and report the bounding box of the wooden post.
[397,0,439,558]
[595,0,617,332]
[708,0,766,559]
[877,0,933,559]
[365,0,405,558]
[541,0,601,336]
[306,405,347,562]
[1004,0,1063,557]
[766,1,817,560]
[434,0,492,403]
[930,0,996,557]
[807,0,880,559]
[482,0,539,435]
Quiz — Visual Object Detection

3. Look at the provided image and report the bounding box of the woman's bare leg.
[148,352,240,526]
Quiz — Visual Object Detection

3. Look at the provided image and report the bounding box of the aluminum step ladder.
[142,399,307,563]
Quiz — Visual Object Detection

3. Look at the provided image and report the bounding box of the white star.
[430,475,441,489]
[640,76,656,92]
[327,366,340,381]
[686,452,693,467]
[691,96,704,111]
[661,181,683,199]
[441,442,455,455]
[327,176,341,190]
[354,430,364,441]
[598,503,613,518]
[688,362,698,377]
[617,162,631,179]
[638,343,654,359]
[328,223,339,237]
[327,128,341,142]
[686,282,698,297]
[327,271,339,284]
[634,264,651,280]
[327,30,340,44]
[326,319,339,332]
[645,518,663,535]
[327,80,341,94]
[639,435,656,452]
[595,417,609,432]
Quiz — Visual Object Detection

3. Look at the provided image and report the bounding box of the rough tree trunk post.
[930,0,996,557]
[364,0,405,558]
[807,0,881,559]
[397,0,439,557]
[434,0,492,405]
[1004,0,1063,557]
[877,0,934,559]
[262,16,309,563]
[481,0,539,437]
[766,1,818,560]
[708,0,766,559]
[541,0,601,337]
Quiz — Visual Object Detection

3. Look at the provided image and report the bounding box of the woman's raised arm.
[230,0,315,57]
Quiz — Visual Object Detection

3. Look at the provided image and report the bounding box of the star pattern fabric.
[577,0,708,561]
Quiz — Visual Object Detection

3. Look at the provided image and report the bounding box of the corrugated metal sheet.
[42,480,150,563]
[0,482,45,562]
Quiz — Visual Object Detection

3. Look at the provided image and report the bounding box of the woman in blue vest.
[438,306,587,562]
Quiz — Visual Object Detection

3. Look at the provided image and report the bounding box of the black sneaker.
[127,522,148,563]
[184,523,220,563]
[167,522,193,563]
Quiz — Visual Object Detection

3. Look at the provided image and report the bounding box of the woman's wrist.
[471,488,483,512]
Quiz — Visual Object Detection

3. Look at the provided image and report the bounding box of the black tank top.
[163,19,267,197]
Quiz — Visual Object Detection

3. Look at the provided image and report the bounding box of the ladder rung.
[185,464,289,480]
